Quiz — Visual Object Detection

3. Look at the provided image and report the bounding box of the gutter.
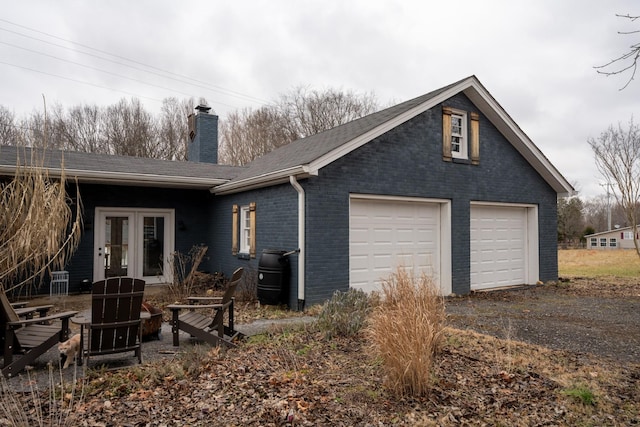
[289,175,305,311]
[0,165,228,190]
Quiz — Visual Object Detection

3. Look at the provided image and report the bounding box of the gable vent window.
[232,202,256,258]
[443,107,480,164]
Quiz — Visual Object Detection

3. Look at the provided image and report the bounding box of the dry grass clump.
[367,268,445,397]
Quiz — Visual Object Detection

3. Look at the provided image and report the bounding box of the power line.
[0,19,271,105]
[0,41,242,111]
[0,60,164,103]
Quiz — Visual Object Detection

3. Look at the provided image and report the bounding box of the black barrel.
[257,249,290,305]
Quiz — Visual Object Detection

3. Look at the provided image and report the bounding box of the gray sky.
[2,0,639,199]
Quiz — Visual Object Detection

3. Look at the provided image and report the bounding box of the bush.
[317,288,373,339]
[367,267,445,397]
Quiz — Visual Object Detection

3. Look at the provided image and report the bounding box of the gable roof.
[214,75,573,196]
[584,225,639,238]
[0,145,243,189]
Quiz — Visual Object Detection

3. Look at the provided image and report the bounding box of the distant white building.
[584,226,639,249]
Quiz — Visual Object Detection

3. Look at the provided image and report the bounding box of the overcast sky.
[2,0,639,199]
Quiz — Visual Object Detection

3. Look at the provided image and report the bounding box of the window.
[232,203,256,258]
[442,107,479,163]
[624,231,634,240]
[590,237,597,248]
[240,206,251,254]
[609,238,617,247]
[600,238,607,247]
[450,112,467,159]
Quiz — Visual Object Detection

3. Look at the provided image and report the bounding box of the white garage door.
[350,198,440,293]
[470,205,527,290]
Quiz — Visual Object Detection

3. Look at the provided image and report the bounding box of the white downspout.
[289,175,305,310]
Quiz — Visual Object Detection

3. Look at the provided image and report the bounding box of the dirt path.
[446,277,640,364]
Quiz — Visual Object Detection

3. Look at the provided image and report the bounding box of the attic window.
[442,107,480,164]
[450,112,466,159]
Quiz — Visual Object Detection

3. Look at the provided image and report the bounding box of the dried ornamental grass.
[0,147,82,293]
[367,268,445,397]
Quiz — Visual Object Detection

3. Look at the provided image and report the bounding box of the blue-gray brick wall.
[59,184,212,294]
[188,113,218,164]
[218,93,558,306]
[207,184,300,308]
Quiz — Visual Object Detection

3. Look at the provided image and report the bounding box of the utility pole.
[600,182,613,230]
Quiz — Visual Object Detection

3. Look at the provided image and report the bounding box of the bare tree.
[158,97,195,161]
[102,98,157,157]
[219,106,295,166]
[595,14,640,89]
[219,87,379,165]
[53,103,107,153]
[278,86,379,138]
[588,118,640,256]
[0,106,18,146]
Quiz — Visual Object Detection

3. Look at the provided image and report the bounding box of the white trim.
[239,205,251,254]
[289,176,306,306]
[212,166,312,195]
[94,207,175,284]
[0,165,228,189]
[348,194,452,295]
[450,109,468,160]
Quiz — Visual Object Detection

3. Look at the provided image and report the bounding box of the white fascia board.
[462,82,574,196]
[212,166,312,195]
[0,165,226,189]
[306,79,476,175]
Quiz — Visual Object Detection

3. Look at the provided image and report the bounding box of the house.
[585,226,639,249]
[0,76,573,308]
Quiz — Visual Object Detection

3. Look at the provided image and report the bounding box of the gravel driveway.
[446,278,640,364]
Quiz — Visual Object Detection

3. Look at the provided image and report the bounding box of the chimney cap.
[195,104,212,114]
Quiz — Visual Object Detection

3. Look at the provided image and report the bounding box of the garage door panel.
[350,198,440,293]
[471,205,527,290]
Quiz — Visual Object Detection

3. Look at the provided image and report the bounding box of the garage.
[349,196,449,294]
[470,203,538,290]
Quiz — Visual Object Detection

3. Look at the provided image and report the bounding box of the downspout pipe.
[289,175,305,311]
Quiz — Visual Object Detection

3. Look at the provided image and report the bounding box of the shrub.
[317,288,372,339]
[367,267,445,397]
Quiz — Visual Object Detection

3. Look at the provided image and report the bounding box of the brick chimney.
[188,104,218,164]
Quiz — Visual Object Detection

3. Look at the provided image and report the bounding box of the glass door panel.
[104,216,129,278]
[142,216,165,277]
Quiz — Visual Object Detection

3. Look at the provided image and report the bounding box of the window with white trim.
[624,231,634,240]
[232,202,256,258]
[240,205,251,254]
[450,112,467,159]
[609,238,617,247]
[590,237,597,248]
[599,238,607,247]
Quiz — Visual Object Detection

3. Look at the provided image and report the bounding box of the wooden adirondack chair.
[74,277,145,366]
[168,268,244,348]
[0,292,77,378]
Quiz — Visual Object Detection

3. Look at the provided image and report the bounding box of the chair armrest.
[15,305,54,317]
[187,296,223,302]
[10,302,28,309]
[7,311,78,327]
[167,302,230,311]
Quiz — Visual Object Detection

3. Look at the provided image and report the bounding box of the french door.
[94,208,174,284]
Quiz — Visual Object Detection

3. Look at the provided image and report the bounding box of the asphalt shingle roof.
[0,145,244,184]
[232,79,461,183]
